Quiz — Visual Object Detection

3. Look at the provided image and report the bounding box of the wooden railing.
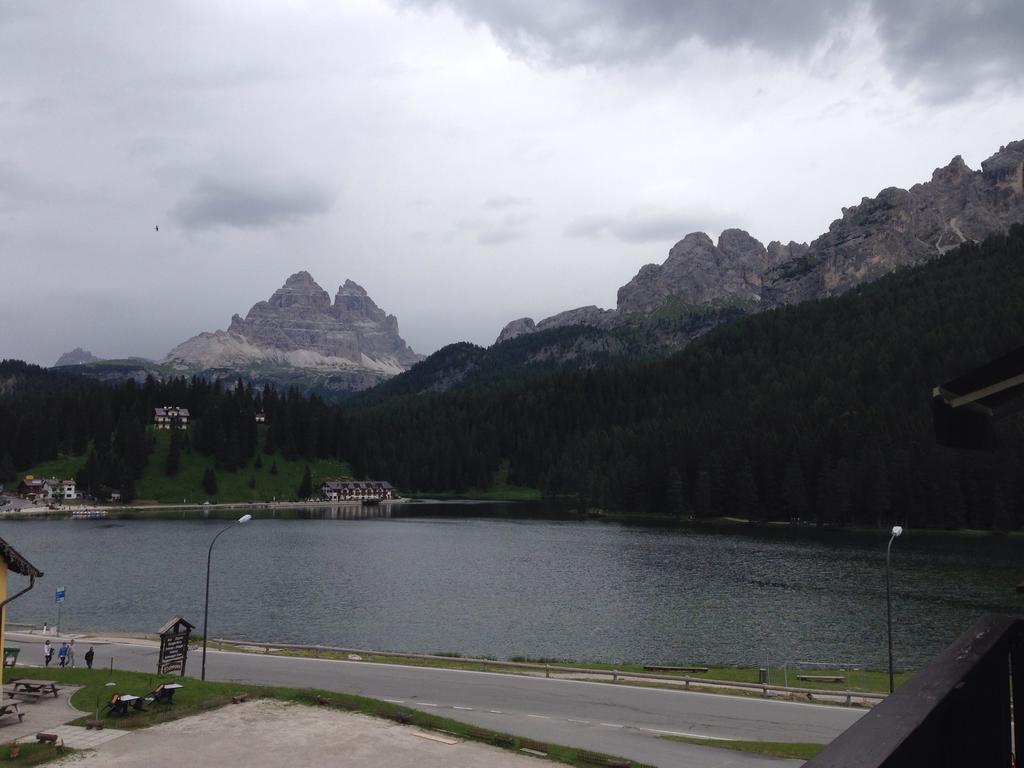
[806,613,1022,767]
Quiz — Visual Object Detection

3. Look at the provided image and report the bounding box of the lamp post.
[886,524,903,694]
[201,514,252,681]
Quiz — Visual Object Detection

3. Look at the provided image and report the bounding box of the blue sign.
[55,588,65,604]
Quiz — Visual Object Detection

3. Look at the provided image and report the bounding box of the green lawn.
[16,456,86,483]
[3,666,642,768]
[660,734,826,760]
[19,428,355,505]
[0,742,74,767]
[135,429,353,504]
[209,641,909,695]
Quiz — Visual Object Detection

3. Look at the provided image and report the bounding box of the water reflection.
[4,504,1021,669]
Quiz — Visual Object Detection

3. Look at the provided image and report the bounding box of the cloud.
[173,178,333,231]
[400,0,1024,100]
[453,212,533,245]
[483,195,529,209]
[871,0,1024,102]
[566,212,736,244]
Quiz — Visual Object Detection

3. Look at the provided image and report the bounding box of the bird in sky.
[155,225,159,232]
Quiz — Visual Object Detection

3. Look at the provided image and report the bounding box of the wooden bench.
[643,665,709,673]
[9,679,60,698]
[36,733,63,749]
[578,751,631,767]
[519,739,548,755]
[465,726,515,747]
[797,674,846,683]
[3,687,44,702]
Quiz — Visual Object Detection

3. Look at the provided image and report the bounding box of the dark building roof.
[0,537,43,577]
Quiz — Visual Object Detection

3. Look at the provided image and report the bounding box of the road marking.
[567,719,591,725]
[453,706,473,711]
[527,714,549,719]
[489,710,503,714]
[643,728,736,741]
[382,698,405,704]
[599,723,624,728]
[418,702,438,707]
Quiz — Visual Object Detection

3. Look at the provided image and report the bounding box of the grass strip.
[660,734,825,760]
[0,742,78,767]
[206,641,909,695]
[4,667,646,768]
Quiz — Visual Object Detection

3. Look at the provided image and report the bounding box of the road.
[8,633,863,767]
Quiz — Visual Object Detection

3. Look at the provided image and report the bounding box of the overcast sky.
[2,0,1022,366]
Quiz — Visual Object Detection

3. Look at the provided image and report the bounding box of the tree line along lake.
[5,502,1021,670]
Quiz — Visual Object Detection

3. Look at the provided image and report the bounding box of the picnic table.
[148,683,183,705]
[106,694,145,716]
[7,679,60,698]
[0,701,23,722]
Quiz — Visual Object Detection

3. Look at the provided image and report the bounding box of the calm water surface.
[4,503,1021,669]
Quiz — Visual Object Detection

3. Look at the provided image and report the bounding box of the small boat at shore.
[70,509,108,519]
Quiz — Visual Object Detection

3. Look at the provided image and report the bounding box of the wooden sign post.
[157,616,195,676]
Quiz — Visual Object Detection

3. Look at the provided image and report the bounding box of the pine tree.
[202,467,218,496]
[269,460,278,476]
[165,429,182,476]
[783,451,808,522]
[665,467,685,517]
[297,465,313,500]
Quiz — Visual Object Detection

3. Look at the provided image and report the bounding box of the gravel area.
[51,699,546,768]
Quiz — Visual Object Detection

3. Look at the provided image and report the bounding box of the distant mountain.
[53,347,99,367]
[162,271,421,396]
[497,139,1024,341]
[357,300,750,402]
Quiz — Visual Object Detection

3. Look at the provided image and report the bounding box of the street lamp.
[201,513,252,681]
[885,524,903,694]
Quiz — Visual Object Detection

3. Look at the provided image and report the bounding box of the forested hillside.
[0,365,352,502]
[4,226,1024,528]
[345,226,1024,529]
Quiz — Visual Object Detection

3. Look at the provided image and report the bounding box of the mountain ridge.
[496,139,1024,342]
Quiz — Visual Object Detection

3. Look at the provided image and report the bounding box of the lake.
[4,503,1021,670]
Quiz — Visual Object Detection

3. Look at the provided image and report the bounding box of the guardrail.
[806,613,1022,767]
[214,638,886,704]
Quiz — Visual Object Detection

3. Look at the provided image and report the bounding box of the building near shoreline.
[16,476,75,501]
[319,479,395,502]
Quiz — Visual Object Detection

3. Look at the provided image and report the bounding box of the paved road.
[9,633,863,767]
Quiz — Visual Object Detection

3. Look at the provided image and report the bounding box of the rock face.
[763,141,1024,304]
[164,272,420,386]
[495,139,1024,345]
[617,229,782,314]
[54,347,99,366]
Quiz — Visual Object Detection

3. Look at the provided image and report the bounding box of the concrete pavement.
[9,632,863,767]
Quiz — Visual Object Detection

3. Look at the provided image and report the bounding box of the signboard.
[158,633,188,675]
[55,588,65,604]
[157,616,195,677]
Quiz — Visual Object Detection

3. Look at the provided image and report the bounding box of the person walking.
[67,639,76,667]
[84,646,95,670]
[57,642,68,668]
[43,639,53,667]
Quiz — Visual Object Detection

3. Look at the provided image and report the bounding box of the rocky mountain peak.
[981,140,1024,194]
[54,347,99,367]
[266,270,331,311]
[164,272,420,384]
[764,138,1024,304]
[617,227,776,314]
[496,318,537,344]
